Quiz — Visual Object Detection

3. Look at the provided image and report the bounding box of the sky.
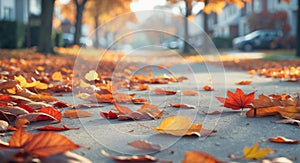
[130,0,167,11]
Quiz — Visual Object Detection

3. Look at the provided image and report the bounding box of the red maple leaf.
[216,88,255,110]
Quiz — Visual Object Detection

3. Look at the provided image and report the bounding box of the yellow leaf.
[80,79,91,88]
[154,116,202,136]
[7,88,16,94]
[84,70,99,81]
[77,93,90,100]
[35,81,48,90]
[244,142,276,159]
[52,72,62,81]
[14,75,27,87]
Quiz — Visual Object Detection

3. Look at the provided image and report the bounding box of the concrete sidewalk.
[46,62,299,163]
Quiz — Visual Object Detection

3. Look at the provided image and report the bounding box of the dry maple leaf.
[182,151,224,163]
[153,88,177,95]
[243,142,276,159]
[0,110,16,122]
[100,111,118,119]
[137,104,163,119]
[154,116,216,137]
[8,127,33,148]
[38,107,62,121]
[128,140,162,151]
[268,136,299,144]
[169,103,196,109]
[101,150,172,163]
[216,88,254,110]
[113,102,133,115]
[15,118,30,128]
[64,110,92,118]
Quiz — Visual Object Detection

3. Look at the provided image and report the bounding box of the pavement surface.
[4,52,299,163]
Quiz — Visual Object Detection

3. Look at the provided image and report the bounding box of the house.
[0,0,41,24]
[207,0,298,37]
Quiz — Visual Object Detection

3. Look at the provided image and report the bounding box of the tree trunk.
[182,0,191,53]
[296,0,300,57]
[73,0,88,45]
[203,0,209,34]
[94,16,99,48]
[37,0,55,54]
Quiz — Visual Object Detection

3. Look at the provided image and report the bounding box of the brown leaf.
[0,80,17,90]
[182,90,198,96]
[128,140,162,151]
[182,151,224,163]
[275,116,300,127]
[100,111,118,119]
[93,93,113,103]
[138,104,163,119]
[203,85,213,91]
[246,106,281,118]
[64,110,92,118]
[117,112,149,121]
[153,88,176,95]
[268,136,299,144]
[169,103,196,109]
[18,112,59,122]
[0,105,29,116]
[29,94,58,102]
[38,107,62,121]
[15,118,30,128]
[101,150,172,163]
[203,110,222,115]
[0,110,16,122]
[22,131,82,157]
[9,127,33,148]
[113,102,133,115]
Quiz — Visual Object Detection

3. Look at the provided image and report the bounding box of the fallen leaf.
[37,125,79,131]
[41,151,92,163]
[138,84,149,91]
[101,150,172,163]
[235,80,252,85]
[0,110,16,122]
[38,107,62,122]
[261,157,293,163]
[93,93,113,103]
[64,110,92,118]
[138,104,163,119]
[132,98,148,104]
[74,103,103,109]
[268,136,299,144]
[79,79,91,88]
[154,116,215,137]
[18,112,59,122]
[53,101,70,108]
[117,112,149,121]
[29,94,58,102]
[22,131,82,157]
[275,116,300,127]
[203,85,213,91]
[18,104,35,113]
[153,88,176,95]
[182,90,198,96]
[100,111,118,119]
[128,140,162,151]
[182,151,224,163]
[85,70,99,81]
[203,110,222,115]
[0,80,17,90]
[169,103,196,109]
[52,72,63,81]
[113,102,133,115]
[0,120,8,131]
[0,94,12,102]
[0,105,29,115]
[246,106,281,118]
[216,88,255,110]
[9,127,33,148]
[243,142,276,159]
[15,118,30,128]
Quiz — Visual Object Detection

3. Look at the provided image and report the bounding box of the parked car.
[233,30,283,51]
[162,39,184,49]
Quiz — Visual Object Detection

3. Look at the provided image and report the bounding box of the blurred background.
[0,0,298,56]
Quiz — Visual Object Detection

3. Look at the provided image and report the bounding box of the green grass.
[261,49,296,60]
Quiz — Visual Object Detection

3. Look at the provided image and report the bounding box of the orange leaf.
[29,94,58,102]
[169,103,196,109]
[182,151,224,163]
[138,84,149,91]
[38,107,62,121]
[9,127,33,148]
[51,71,63,81]
[113,102,133,115]
[203,85,213,91]
[235,80,252,85]
[246,106,281,117]
[101,150,171,163]
[268,136,299,144]
[93,93,113,103]
[64,110,92,118]
[153,88,176,95]
[137,104,163,119]
[216,88,255,110]
[182,90,198,96]
[15,118,30,128]
[23,131,81,157]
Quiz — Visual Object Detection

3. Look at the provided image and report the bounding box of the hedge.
[0,20,25,49]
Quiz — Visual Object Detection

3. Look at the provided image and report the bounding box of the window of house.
[3,7,12,20]
[254,0,263,13]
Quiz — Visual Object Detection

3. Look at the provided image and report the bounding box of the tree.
[296,0,300,57]
[84,0,133,48]
[73,0,88,45]
[167,0,251,53]
[37,0,55,54]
